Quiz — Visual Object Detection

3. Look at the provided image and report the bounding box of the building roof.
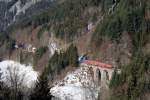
[82,60,113,69]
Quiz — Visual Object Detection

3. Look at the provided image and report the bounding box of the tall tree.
[30,68,52,100]
[67,44,79,67]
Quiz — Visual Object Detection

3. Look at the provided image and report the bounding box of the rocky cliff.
[0,0,55,32]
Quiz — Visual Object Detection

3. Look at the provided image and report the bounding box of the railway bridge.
[81,60,120,85]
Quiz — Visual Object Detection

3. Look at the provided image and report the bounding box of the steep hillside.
[4,0,104,67]
[90,0,150,67]
[0,0,55,32]
[0,0,149,100]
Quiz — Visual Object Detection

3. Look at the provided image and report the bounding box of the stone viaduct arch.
[93,67,114,85]
[81,60,115,85]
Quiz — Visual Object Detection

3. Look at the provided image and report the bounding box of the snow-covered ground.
[9,0,41,15]
[0,60,38,88]
[50,66,99,100]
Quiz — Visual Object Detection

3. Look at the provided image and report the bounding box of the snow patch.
[51,86,97,100]
[51,66,98,100]
[8,0,42,22]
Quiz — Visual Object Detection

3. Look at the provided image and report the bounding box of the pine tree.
[30,68,52,100]
[67,44,79,67]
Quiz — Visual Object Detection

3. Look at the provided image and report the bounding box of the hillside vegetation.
[92,0,149,49]
[0,0,149,100]
[96,0,150,100]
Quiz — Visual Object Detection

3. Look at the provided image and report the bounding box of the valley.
[0,0,149,100]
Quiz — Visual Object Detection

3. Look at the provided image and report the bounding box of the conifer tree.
[67,44,79,67]
[30,68,52,100]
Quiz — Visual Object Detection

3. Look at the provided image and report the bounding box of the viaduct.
[81,60,121,85]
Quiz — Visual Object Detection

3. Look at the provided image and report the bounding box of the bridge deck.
[82,60,113,69]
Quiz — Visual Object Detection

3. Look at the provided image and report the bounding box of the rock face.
[0,0,54,32]
[50,66,99,100]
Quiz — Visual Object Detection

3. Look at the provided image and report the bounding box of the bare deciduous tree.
[5,65,26,100]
